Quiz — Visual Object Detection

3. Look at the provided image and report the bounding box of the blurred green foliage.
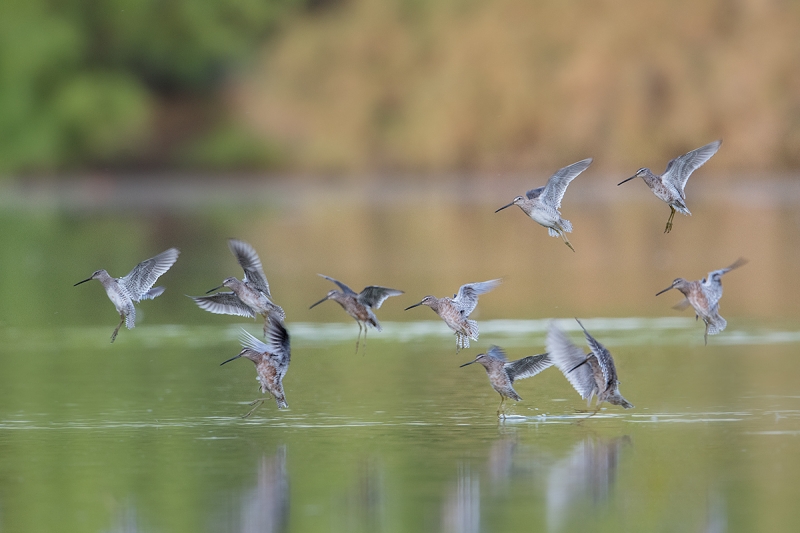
[0,0,304,174]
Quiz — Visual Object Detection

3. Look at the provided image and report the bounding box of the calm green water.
[0,177,799,532]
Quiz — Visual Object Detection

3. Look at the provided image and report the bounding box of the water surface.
[0,176,798,532]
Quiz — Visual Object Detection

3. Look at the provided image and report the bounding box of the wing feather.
[229,239,271,297]
[191,293,256,318]
[358,286,404,309]
[121,248,180,301]
[662,140,721,194]
[546,322,598,400]
[453,279,501,316]
[541,158,592,209]
[505,353,552,382]
[318,274,357,296]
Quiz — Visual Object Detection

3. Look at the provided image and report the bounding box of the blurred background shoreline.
[3,0,800,177]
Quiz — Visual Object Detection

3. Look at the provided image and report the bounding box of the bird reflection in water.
[103,499,144,533]
[233,446,290,533]
[339,457,386,533]
[546,436,631,532]
[441,464,481,533]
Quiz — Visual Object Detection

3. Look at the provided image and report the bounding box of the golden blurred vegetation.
[235,0,800,173]
[3,0,800,175]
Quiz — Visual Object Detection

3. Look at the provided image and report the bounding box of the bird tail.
[125,305,136,330]
[465,319,479,340]
[706,315,727,335]
[548,218,572,237]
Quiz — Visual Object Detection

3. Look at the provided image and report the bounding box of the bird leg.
[363,324,368,355]
[497,396,507,419]
[241,398,265,419]
[664,206,676,233]
[355,322,363,354]
[561,232,576,252]
[704,322,709,346]
[110,314,125,343]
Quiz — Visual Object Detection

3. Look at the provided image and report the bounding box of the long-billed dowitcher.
[221,315,291,417]
[309,274,403,353]
[618,140,721,233]
[546,319,633,413]
[405,279,501,352]
[656,258,747,344]
[495,158,592,252]
[74,247,180,343]
[460,345,552,418]
[191,239,285,332]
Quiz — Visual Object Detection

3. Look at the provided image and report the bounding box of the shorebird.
[618,140,722,233]
[309,274,403,353]
[74,248,180,343]
[191,239,285,332]
[495,158,592,251]
[460,345,552,418]
[656,258,747,344]
[221,316,291,417]
[546,319,633,414]
[405,279,501,352]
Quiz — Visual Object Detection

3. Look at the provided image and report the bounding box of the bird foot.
[664,222,673,233]
[564,240,576,252]
[240,398,265,419]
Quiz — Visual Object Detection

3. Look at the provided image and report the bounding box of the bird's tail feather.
[707,316,727,335]
[465,319,479,340]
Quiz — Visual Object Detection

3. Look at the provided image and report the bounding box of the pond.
[0,175,798,532]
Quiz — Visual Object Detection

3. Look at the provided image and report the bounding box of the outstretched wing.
[229,239,271,297]
[541,158,592,209]
[546,322,598,400]
[264,319,291,364]
[319,274,357,296]
[703,257,747,304]
[239,328,271,353]
[191,293,256,318]
[576,319,617,389]
[358,286,404,309]
[453,279,501,316]
[120,248,180,301]
[662,140,721,196]
[525,186,545,200]
[505,353,552,383]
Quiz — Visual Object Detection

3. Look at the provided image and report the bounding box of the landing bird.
[546,319,633,413]
[495,158,592,252]
[74,248,180,343]
[191,239,285,333]
[618,140,721,233]
[460,346,552,418]
[656,258,747,344]
[405,279,501,352]
[309,274,403,353]
[221,317,291,418]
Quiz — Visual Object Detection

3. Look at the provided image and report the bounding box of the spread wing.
[546,322,598,400]
[702,257,747,304]
[505,353,552,383]
[662,140,721,196]
[358,286,404,309]
[318,274,357,296]
[190,293,256,318]
[541,158,592,209]
[264,319,291,364]
[525,186,545,200]
[229,239,271,297]
[576,319,616,389]
[120,248,180,301]
[453,279,501,316]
